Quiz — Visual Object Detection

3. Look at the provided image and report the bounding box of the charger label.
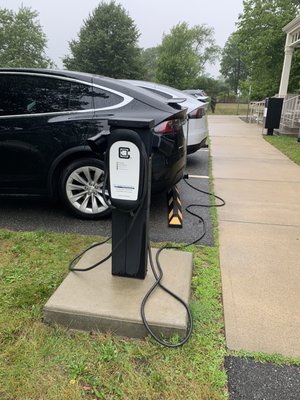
[119,147,130,159]
[109,141,140,201]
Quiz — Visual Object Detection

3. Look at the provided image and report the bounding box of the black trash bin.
[264,97,284,135]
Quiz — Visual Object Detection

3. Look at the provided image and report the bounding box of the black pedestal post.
[111,176,150,279]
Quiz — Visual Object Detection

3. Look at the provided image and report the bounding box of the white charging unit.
[109,140,140,202]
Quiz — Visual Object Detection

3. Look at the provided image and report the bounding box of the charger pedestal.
[107,120,154,279]
[111,194,150,279]
[43,244,193,339]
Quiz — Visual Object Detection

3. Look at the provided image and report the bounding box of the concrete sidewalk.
[209,115,300,358]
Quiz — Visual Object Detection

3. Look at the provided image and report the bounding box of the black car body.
[0,69,186,218]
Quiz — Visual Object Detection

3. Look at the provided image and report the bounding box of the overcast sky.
[1,0,244,76]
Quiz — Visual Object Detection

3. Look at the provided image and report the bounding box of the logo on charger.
[119,147,130,159]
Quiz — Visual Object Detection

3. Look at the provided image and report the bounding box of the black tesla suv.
[0,69,187,219]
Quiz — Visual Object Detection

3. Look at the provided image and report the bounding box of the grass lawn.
[264,134,300,166]
[208,102,249,116]
[0,227,227,400]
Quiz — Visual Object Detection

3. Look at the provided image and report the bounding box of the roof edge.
[283,15,300,33]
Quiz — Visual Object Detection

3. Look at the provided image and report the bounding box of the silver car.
[122,80,209,154]
[183,89,209,103]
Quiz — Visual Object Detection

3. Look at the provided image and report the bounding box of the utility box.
[264,97,284,135]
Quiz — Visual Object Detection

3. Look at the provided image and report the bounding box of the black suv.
[0,69,186,219]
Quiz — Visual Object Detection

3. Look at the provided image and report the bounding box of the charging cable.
[140,174,225,347]
[141,243,193,348]
[183,175,226,208]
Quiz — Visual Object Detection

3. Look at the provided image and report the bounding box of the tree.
[63,1,143,78]
[0,6,53,68]
[140,47,159,82]
[236,0,300,98]
[156,22,220,89]
[194,75,231,98]
[220,33,248,94]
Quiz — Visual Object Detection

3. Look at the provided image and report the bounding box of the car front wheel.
[59,158,111,219]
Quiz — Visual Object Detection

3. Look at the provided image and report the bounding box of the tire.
[59,158,111,219]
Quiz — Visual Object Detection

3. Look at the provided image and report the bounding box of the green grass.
[264,134,300,165]
[228,350,300,366]
[0,229,228,400]
[208,102,249,116]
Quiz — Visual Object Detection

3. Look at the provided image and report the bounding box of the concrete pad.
[43,244,193,339]
[219,221,300,357]
[214,179,300,227]
[212,157,300,182]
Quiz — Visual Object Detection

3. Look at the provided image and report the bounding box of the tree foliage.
[0,6,53,68]
[236,0,300,98]
[156,22,220,89]
[63,1,143,78]
[194,75,231,97]
[220,33,248,94]
[140,47,159,82]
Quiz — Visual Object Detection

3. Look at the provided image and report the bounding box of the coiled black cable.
[141,243,194,348]
[183,177,226,208]
[140,175,225,348]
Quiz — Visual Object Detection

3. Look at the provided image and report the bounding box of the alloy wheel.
[66,165,109,215]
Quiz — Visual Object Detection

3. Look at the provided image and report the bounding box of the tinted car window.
[0,75,33,115]
[93,87,123,108]
[0,74,93,116]
[0,75,69,115]
[69,82,93,110]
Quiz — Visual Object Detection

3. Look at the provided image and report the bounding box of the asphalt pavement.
[0,148,214,246]
[225,356,300,400]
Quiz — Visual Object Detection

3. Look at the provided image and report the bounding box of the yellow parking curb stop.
[167,185,183,228]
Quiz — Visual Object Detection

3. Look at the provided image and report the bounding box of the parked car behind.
[0,69,187,219]
[183,89,209,103]
[122,80,209,154]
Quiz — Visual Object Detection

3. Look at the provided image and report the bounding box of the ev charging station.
[88,118,154,279]
[43,117,194,347]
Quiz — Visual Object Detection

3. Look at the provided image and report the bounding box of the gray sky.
[1,0,244,76]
